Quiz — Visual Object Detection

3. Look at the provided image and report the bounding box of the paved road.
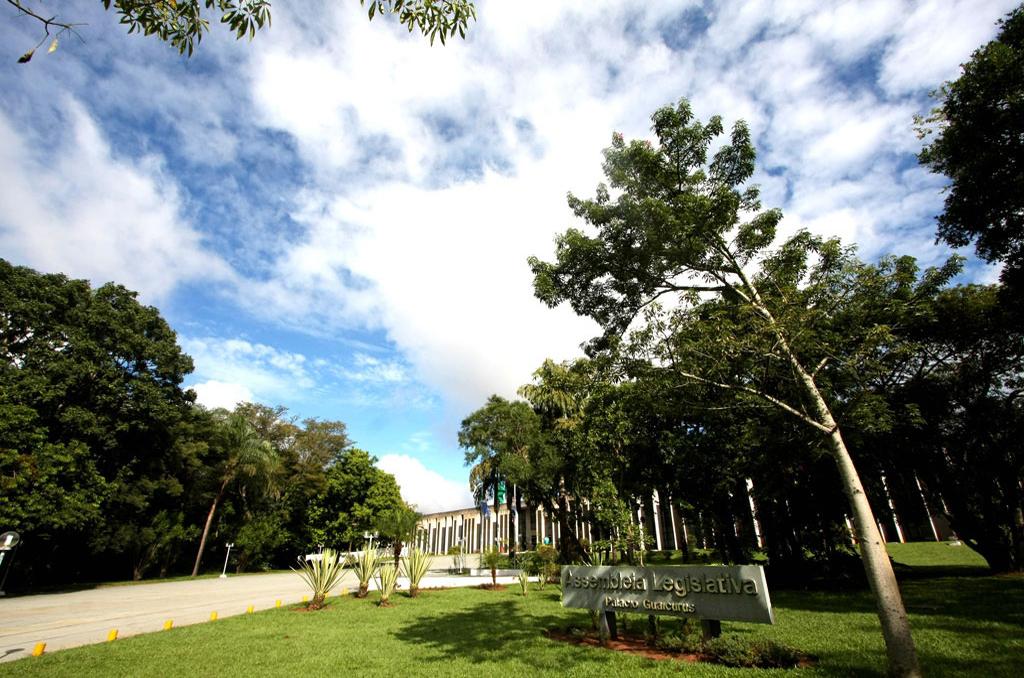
[0,569,518,663]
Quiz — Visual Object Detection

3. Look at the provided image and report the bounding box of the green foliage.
[917,4,1024,288]
[292,548,346,610]
[375,562,399,605]
[307,448,403,548]
[362,0,476,45]
[460,396,542,503]
[703,635,801,669]
[519,546,560,587]
[0,259,197,584]
[9,1,476,61]
[402,548,432,596]
[234,512,288,571]
[103,1,272,56]
[353,540,383,598]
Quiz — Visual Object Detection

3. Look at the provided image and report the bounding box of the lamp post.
[220,543,234,578]
[0,531,21,596]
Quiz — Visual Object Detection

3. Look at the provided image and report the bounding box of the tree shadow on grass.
[392,595,614,671]
[772,576,1023,678]
[773,576,1024,625]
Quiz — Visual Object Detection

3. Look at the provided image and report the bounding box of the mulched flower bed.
[544,628,816,669]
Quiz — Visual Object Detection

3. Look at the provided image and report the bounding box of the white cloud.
[343,353,408,383]
[879,0,1017,95]
[191,380,255,410]
[182,336,318,404]
[0,100,232,302]
[377,454,474,514]
[238,0,1006,415]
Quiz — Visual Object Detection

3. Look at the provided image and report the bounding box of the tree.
[529,100,944,677]
[917,4,1024,289]
[375,503,420,565]
[306,447,402,549]
[459,395,541,551]
[0,259,197,585]
[191,409,278,576]
[879,285,1024,571]
[7,0,476,63]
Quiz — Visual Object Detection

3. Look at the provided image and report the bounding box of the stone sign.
[561,564,774,625]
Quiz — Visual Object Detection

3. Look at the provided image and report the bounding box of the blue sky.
[0,0,1014,512]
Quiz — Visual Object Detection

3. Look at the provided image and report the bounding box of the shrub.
[353,542,383,598]
[747,639,802,668]
[402,548,432,597]
[292,548,346,610]
[703,635,802,668]
[446,544,465,573]
[376,562,399,606]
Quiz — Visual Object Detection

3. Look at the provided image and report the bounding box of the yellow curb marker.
[210,611,218,621]
[107,629,118,642]
[246,605,254,614]
[32,643,46,657]
[339,587,348,596]
[301,595,308,603]
[275,599,281,608]
[163,620,173,631]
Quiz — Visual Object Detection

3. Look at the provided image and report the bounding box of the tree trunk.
[742,273,922,678]
[799,370,921,677]
[192,478,229,577]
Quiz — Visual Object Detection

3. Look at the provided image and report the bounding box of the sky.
[0,0,1014,513]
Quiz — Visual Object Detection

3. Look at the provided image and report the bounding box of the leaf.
[17,49,34,64]
[48,39,59,54]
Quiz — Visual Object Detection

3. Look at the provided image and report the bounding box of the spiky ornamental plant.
[402,548,433,597]
[517,569,530,596]
[292,548,346,610]
[353,540,383,598]
[376,562,399,606]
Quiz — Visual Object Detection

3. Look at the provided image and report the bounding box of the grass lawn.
[5,544,1021,677]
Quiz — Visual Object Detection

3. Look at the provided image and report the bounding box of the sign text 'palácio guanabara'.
[561,565,774,624]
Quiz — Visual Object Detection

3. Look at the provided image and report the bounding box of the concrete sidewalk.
[0,570,518,663]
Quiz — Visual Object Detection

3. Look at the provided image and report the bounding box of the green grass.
[5,543,1020,677]
[887,541,991,576]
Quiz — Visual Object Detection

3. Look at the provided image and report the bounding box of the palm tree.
[518,360,592,561]
[191,411,278,576]
[375,504,421,565]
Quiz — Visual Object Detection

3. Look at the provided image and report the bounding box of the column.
[652,490,664,551]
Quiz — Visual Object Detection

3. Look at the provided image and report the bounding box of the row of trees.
[462,11,1023,673]
[0,259,409,588]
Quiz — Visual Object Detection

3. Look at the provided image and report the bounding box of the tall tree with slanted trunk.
[528,99,957,678]
[191,410,278,576]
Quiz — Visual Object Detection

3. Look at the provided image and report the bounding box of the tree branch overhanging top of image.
[6,0,476,63]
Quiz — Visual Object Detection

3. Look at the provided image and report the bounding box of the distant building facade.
[415,482,956,555]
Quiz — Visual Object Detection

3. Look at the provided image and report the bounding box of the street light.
[0,531,21,596]
[220,543,234,578]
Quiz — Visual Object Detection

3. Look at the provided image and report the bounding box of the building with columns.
[416,490,693,555]
[415,482,956,556]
